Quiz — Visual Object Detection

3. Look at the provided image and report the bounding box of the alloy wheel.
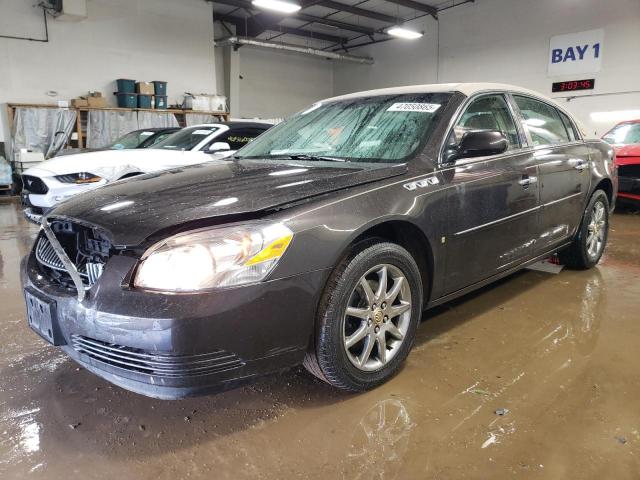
[342,264,412,372]
[586,200,606,259]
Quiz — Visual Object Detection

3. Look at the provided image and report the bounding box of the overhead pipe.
[214,36,374,65]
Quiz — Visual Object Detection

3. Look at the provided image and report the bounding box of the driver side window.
[448,95,520,150]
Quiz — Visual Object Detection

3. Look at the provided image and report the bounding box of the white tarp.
[0,154,11,185]
[87,110,138,148]
[11,107,77,160]
[137,111,180,129]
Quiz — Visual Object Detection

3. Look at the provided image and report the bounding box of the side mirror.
[445,130,508,163]
[207,142,231,153]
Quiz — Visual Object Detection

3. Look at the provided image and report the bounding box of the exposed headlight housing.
[133,223,293,292]
[55,172,103,184]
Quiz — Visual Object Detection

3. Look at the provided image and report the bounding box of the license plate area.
[24,289,65,346]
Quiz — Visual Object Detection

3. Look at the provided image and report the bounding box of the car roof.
[324,82,593,138]
[186,122,272,130]
[613,119,640,125]
[224,121,273,129]
[325,82,551,102]
[134,127,179,133]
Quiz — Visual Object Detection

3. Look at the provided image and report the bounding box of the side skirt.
[425,242,572,310]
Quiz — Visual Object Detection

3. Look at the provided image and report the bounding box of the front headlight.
[133,223,293,292]
[55,172,102,184]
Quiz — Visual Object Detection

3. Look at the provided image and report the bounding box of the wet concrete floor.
[0,197,639,479]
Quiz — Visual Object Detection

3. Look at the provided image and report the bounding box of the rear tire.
[559,189,609,269]
[303,241,423,391]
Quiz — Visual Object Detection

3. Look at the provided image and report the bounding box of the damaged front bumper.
[21,252,327,399]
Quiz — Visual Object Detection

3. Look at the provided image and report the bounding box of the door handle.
[518,175,538,188]
[571,159,589,171]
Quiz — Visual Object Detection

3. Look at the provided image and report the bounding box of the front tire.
[559,189,609,269]
[303,241,423,391]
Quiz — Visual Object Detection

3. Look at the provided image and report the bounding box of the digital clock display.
[552,79,595,92]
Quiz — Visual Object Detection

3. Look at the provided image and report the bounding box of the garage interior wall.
[333,0,640,136]
[2,0,639,146]
[236,46,334,120]
[0,0,217,144]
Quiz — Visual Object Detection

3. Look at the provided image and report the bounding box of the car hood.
[24,149,216,180]
[50,160,407,246]
[613,143,640,158]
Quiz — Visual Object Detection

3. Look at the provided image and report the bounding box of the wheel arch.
[592,177,614,206]
[347,219,435,304]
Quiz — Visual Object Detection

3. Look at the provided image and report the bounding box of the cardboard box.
[71,98,89,107]
[136,82,154,95]
[88,91,103,98]
[87,96,107,108]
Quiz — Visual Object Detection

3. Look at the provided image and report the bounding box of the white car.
[21,122,272,222]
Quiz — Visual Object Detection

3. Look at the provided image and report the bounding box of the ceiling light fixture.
[387,26,423,39]
[251,0,301,14]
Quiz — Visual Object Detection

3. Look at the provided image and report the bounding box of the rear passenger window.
[513,96,570,146]
[558,111,579,142]
[449,94,520,150]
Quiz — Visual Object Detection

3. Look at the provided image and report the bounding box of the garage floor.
[1,197,639,479]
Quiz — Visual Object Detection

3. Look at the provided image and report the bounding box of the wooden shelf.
[6,103,230,149]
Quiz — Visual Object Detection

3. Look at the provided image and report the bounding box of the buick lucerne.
[21,83,617,398]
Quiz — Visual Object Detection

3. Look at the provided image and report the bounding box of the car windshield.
[603,122,640,145]
[108,130,156,150]
[235,93,452,163]
[152,126,219,151]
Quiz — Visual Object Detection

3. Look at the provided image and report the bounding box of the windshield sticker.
[387,103,441,113]
[301,102,322,115]
[140,132,154,137]
[192,129,214,135]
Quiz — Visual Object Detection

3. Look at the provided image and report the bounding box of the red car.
[603,120,640,205]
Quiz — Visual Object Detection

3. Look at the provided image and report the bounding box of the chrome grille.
[33,220,110,289]
[36,235,65,271]
[85,262,104,285]
[71,335,245,377]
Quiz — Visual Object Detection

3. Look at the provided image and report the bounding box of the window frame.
[556,108,582,142]
[438,91,528,167]
[438,90,585,168]
[511,93,583,148]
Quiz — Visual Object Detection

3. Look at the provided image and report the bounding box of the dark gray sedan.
[21,83,617,398]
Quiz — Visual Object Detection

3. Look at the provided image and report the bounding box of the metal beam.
[209,0,378,35]
[216,36,374,63]
[213,12,347,43]
[268,24,347,43]
[302,0,398,24]
[294,12,377,34]
[383,0,437,19]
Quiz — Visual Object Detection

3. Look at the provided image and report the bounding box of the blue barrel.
[153,81,167,96]
[116,79,136,94]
